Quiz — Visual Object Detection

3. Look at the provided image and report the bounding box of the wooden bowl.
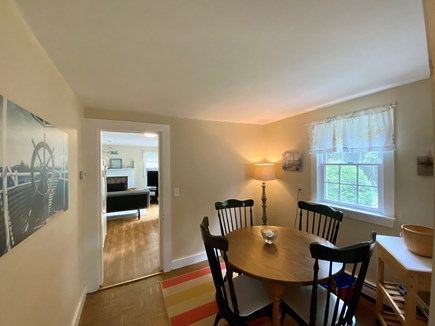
[401,224,433,258]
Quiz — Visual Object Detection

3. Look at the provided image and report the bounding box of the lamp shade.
[254,163,276,181]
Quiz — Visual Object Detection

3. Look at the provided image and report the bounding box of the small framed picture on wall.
[110,158,122,169]
[282,151,303,171]
[417,154,433,176]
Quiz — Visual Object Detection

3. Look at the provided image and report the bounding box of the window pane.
[359,186,378,208]
[362,151,382,163]
[318,151,385,214]
[325,183,339,201]
[325,165,339,182]
[340,185,357,204]
[340,165,357,184]
[326,152,341,163]
[342,152,361,163]
[145,162,159,169]
[358,166,378,186]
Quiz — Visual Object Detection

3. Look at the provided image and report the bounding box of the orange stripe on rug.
[162,264,224,326]
[162,264,271,326]
[170,301,218,326]
[161,265,213,289]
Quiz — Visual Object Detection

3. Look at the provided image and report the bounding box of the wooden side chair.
[215,199,254,236]
[199,217,272,326]
[296,201,344,245]
[280,231,377,326]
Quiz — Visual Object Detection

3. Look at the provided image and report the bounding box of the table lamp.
[254,163,275,225]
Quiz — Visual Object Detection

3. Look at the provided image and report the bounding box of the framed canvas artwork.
[282,151,303,171]
[0,96,68,257]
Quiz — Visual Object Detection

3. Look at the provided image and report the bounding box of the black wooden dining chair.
[215,199,254,236]
[200,217,272,326]
[280,231,377,326]
[296,201,344,245]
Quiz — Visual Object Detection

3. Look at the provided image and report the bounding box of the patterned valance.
[308,103,396,154]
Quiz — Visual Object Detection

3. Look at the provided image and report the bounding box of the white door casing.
[83,118,171,291]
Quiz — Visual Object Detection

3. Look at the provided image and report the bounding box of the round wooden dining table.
[226,225,338,326]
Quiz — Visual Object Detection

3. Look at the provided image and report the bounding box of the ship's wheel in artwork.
[28,135,55,229]
[30,137,55,197]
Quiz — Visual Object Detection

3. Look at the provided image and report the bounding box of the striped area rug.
[161,264,223,325]
[161,264,270,326]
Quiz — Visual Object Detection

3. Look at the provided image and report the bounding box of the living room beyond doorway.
[101,131,161,288]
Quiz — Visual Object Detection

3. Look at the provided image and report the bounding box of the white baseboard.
[72,286,88,326]
[362,280,376,299]
[171,252,207,270]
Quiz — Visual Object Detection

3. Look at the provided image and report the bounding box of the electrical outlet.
[173,187,180,197]
[298,184,303,192]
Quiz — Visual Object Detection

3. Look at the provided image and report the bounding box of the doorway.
[83,119,171,292]
[100,131,161,287]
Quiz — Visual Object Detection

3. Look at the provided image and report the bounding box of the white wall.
[0,1,85,325]
[102,144,158,189]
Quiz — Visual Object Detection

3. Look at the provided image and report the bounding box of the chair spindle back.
[297,201,343,245]
[215,199,254,236]
[309,232,376,325]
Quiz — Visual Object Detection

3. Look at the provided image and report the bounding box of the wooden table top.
[226,225,337,285]
[377,235,432,273]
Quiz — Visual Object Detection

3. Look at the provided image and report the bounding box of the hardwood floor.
[102,205,160,288]
[79,259,378,326]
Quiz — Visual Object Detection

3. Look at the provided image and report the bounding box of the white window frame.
[311,151,395,228]
[143,150,159,176]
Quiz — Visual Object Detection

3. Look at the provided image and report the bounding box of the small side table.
[376,235,432,325]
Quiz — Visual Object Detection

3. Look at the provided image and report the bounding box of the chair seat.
[282,285,355,326]
[225,274,272,317]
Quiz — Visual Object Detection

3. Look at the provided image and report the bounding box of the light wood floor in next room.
[102,204,161,288]
[79,261,378,326]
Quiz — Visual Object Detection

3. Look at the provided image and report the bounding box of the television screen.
[147,170,158,187]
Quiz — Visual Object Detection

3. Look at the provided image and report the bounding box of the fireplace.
[106,176,128,192]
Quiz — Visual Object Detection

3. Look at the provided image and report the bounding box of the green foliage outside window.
[324,152,380,208]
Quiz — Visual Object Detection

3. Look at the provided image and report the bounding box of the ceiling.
[14,0,430,124]
[102,131,158,147]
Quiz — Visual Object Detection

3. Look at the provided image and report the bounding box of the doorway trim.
[83,118,171,291]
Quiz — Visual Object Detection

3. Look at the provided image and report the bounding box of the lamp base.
[261,181,267,225]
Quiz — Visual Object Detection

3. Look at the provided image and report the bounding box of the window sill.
[311,201,395,228]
